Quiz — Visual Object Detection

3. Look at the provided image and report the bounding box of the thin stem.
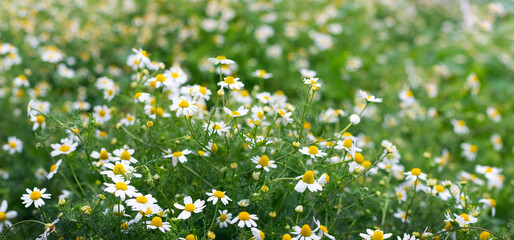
[65,156,86,197]
[403,178,419,230]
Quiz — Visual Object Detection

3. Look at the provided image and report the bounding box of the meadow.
[0,0,512,239]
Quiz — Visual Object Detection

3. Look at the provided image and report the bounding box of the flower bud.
[295,205,303,213]
[81,206,91,215]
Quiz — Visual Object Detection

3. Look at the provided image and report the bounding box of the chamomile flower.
[91,148,113,163]
[21,187,51,208]
[208,55,235,65]
[104,176,137,201]
[206,189,232,205]
[398,89,416,106]
[251,227,266,240]
[397,233,418,240]
[359,90,383,103]
[303,77,321,88]
[0,200,17,231]
[132,48,151,68]
[404,168,427,181]
[170,96,198,117]
[359,229,392,240]
[217,210,232,228]
[30,114,46,130]
[314,218,335,239]
[299,146,327,159]
[50,138,78,157]
[486,107,501,122]
[144,105,170,119]
[251,155,277,172]
[203,121,230,136]
[291,224,320,240]
[126,193,159,212]
[133,92,151,103]
[46,159,62,179]
[461,143,478,161]
[238,199,250,207]
[252,69,273,79]
[393,209,408,223]
[218,76,244,90]
[93,105,112,124]
[451,120,469,135]
[395,187,407,203]
[294,171,322,193]
[163,149,192,166]
[101,161,141,179]
[224,106,249,117]
[112,148,138,163]
[120,114,136,126]
[3,136,23,155]
[453,213,478,226]
[479,198,496,217]
[146,216,171,233]
[13,75,30,87]
[188,85,212,100]
[230,211,258,228]
[179,234,198,240]
[318,173,330,185]
[36,219,60,240]
[432,184,451,200]
[490,133,502,151]
[174,196,206,220]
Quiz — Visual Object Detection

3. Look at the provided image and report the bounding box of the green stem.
[65,156,86,197]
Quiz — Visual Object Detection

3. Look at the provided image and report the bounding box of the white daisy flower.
[30,114,46,130]
[294,171,322,193]
[146,216,171,233]
[208,55,235,65]
[451,119,469,135]
[46,159,62,180]
[3,136,23,155]
[93,105,112,124]
[203,121,230,136]
[174,196,206,220]
[461,143,478,161]
[251,227,265,240]
[91,148,112,163]
[112,148,138,163]
[359,90,383,103]
[252,69,273,79]
[359,229,392,240]
[170,96,198,117]
[291,224,320,240]
[230,211,258,228]
[36,219,60,240]
[132,48,151,68]
[163,149,192,167]
[479,198,496,217]
[0,200,17,232]
[206,189,232,205]
[299,146,327,159]
[126,193,159,212]
[314,218,335,240]
[50,138,78,157]
[303,77,321,88]
[120,114,136,126]
[404,168,427,181]
[218,76,244,90]
[133,92,151,103]
[21,187,51,208]
[251,155,277,172]
[101,161,141,179]
[217,210,232,228]
[103,176,138,201]
[224,106,249,117]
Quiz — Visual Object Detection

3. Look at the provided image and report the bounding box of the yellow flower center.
[460,213,470,222]
[156,107,164,117]
[405,91,413,97]
[397,192,403,198]
[444,222,452,230]
[457,120,466,126]
[99,150,109,160]
[411,168,422,176]
[257,111,264,119]
[320,225,328,233]
[120,150,131,160]
[9,142,16,148]
[213,191,225,198]
[258,155,270,167]
[115,182,128,191]
[260,230,265,239]
[279,109,286,116]
[354,153,364,164]
[302,170,315,184]
[224,76,235,84]
[282,234,292,240]
[371,231,384,240]
[197,150,205,155]
[241,90,249,97]
[362,160,371,168]
[300,224,312,237]
[0,212,6,221]
[216,55,226,60]
[30,191,41,200]
[126,116,134,121]
[489,198,496,207]
[480,231,491,240]
[156,74,166,82]
[171,72,179,78]
[150,216,163,227]
[173,151,183,157]
[136,196,148,204]
[343,138,353,148]
[98,110,106,117]
[231,111,240,116]
[141,51,149,58]
[50,164,58,173]
[219,214,227,222]
[178,100,190,108]
[470,145,478,153]
[184,203,196,212]
[113,164,126,175]
[435,185,445,193]
[60,145,70,152]
[308,146,319,155]
[186,234,197,240]
[134,92,142,99]
[213,124,222,130]
[238,211,250,221]
[36,115,45,124]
